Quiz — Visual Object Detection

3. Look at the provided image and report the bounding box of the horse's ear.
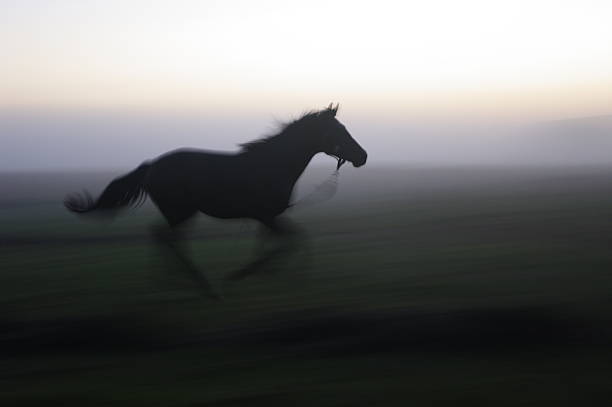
[326,102,338,117]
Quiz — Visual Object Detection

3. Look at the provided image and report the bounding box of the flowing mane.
[239,109,324,153]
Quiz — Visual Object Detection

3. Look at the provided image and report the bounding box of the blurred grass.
[1,166,612,406]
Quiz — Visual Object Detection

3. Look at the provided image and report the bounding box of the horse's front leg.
[152,222,222,300]
[226,217,301,281]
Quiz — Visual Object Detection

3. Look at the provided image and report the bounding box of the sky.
[1,0,612,169]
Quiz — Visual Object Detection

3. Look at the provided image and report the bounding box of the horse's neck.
[249,133,318,186]
[272,144,317,185]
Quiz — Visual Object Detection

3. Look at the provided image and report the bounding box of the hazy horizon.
[2,108,612,171]
[2,1,612,170]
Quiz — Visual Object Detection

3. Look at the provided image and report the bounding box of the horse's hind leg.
[227,217,302,281]
[151,202,220,299]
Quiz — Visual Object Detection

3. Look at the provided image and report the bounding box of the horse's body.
[65,105,367,296]
[145,145,309,222]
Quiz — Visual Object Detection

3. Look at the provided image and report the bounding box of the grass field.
[2,166,612,406]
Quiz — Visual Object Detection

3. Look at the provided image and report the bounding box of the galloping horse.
[65,104,367,297]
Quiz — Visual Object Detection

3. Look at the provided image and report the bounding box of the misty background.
[2,0,612,174]
[2,111,612,171]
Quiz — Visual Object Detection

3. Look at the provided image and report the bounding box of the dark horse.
[65,104,367,297]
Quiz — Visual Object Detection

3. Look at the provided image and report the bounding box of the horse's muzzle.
[352,153,367,167]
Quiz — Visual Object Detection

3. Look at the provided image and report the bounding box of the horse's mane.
[239,109,328,154]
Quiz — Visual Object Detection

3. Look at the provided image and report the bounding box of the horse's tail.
[64,162,151,214]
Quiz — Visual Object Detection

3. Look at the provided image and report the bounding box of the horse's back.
[154,148,234,165]
[147,149,238,179]
[145,148,254,217]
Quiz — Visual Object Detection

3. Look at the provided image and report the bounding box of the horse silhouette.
[65,104,367,297]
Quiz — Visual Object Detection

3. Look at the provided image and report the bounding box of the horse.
[64,104,367,297]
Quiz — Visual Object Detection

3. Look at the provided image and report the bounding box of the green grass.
[2,167,612,406]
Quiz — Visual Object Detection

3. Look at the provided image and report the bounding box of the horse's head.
[317,103,367,169]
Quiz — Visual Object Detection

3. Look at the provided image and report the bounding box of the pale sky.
[2,0,612,119]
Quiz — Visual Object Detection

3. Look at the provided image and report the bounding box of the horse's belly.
[197,195,289,220]
[188,172,292,220]
[199,205,246,219]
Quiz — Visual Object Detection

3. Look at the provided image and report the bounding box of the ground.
[1,166,612,406]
